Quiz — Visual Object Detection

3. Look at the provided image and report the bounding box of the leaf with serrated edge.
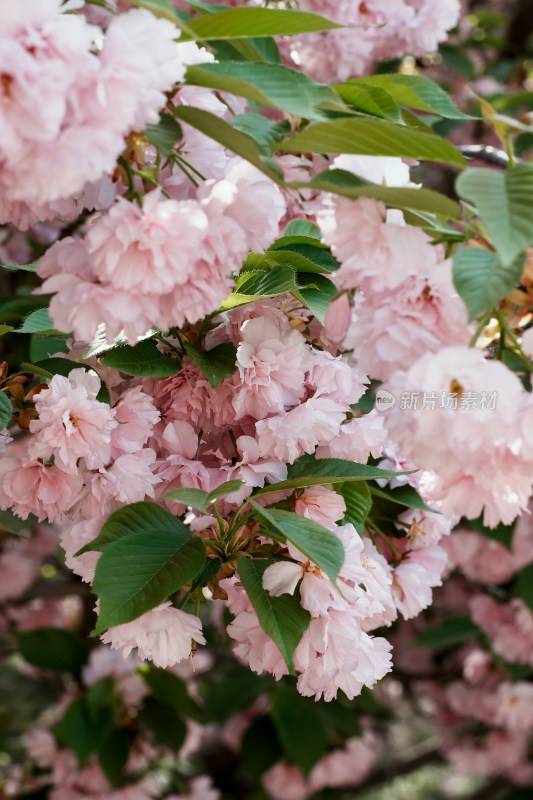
[253,458,411,497]
[237,557,310,674]
[76,501,188,555]
[250,503,344,585]
[93,532,206,633]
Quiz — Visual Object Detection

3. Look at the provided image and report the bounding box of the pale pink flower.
[385,347,533,526]
[316,412,387,463]
[86,192,209,294]
[89,450,160,507]
[262,763,310,800]
[26,728,57,769]
[60,517,102,583]
[392,544,447,620]
[494,682,533,731]
[233,317,311,419]
[341,266,470,381]
[309,733,378,791]
[397,507,451,549]
[306,349,369,407]
[29,369,116,473]
[470,596,533,667]
[227,610,289,681]
[0,457,83,523]
[294,486,346,530]
[291,0,459,82]
[0,548,42,602]
[324,294,352,345]
[101,602,205,668]
[294,609,392,701]
[256,397,347,464]
[110,386,160,457]
[222,435,287,504]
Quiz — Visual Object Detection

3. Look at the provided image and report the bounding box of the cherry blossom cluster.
[285,0,460,81]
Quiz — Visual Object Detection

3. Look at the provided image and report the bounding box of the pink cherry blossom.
[0,456,83,522]
[227,610,289,681]
[29,369,116,473]
[86,192,209,295]
[256,397,347,463]
[262,763,310,800]
[294,486,346,530]
[101,602,205,668]
[110,386,160,457]
[232,317,311,419]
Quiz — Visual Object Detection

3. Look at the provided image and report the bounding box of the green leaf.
[224,265,299,308]
[253,458,410,497]
[183,341,237,388]
[250,505,344,585]
[230,35,282,64]
[271,686,328,774]
[163,480,246,512]
[138,697,187,752]
[182,7,342,40]
[348,75,476,120]
[456,165,533,267]
[453,247,526,321]
[288,168,461,218]
[145,112,183,155]
[162,488,211,513]
[16,628,87,674]
[60,681,115,767]
[231,113,290,148]
[15,308,56,334]
[77,501,189,554]
[517,563,533,614]
[29,357,77,379]
[60,697,103,766]
[30,334,68,362]
[93,530,206,633]
[0,391,12,429]
[141,666,199,718]
[335,82,403,123]
[271,242,338,274]
[241,716,283,778]
[102,339,180,377]
[200,667,271,722]
[296,273,337,324]
[0,324,13,336]
[278,118,466,166]
[339,482,372,534]
[369,484,436,513]
[186,62,345,121]
[415,616,480,649]
[97,728,129,789]
[237,557,310,674]
[174,106,282,182]
[0,260,38,272]
[208,479,247,501]
[284,220,321,239]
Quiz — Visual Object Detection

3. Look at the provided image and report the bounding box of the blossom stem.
[468,309,493,347]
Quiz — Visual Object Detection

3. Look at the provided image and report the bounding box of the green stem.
[505,135,516,168]
[496,312,533,372]
[117,157,142,205]
[154,333,183,358]
[367,519,402,559]
[469,309,493,347]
